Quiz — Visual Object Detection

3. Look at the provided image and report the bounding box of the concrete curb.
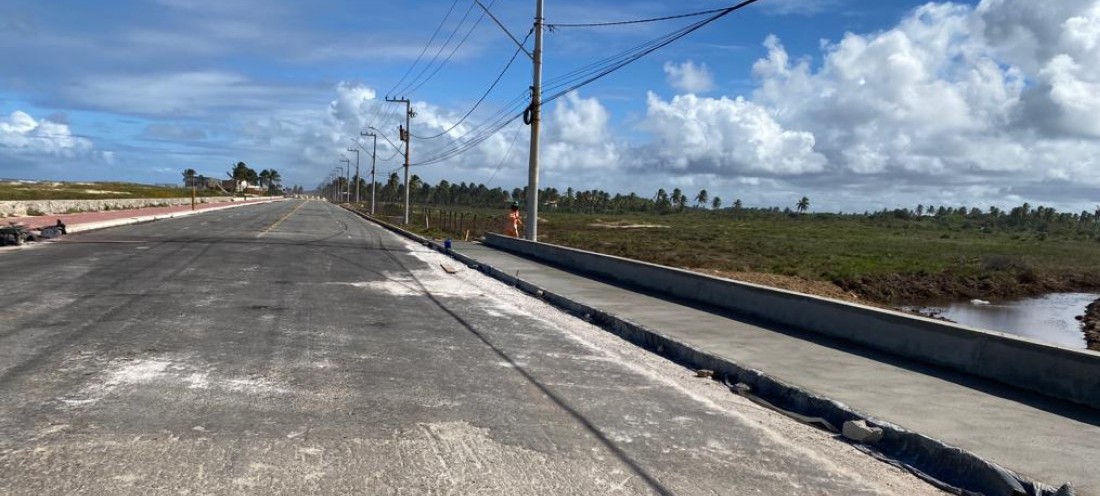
[62,198,287,234]
[345,207,1069,496]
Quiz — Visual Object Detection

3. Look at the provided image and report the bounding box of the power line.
[487,120,525,183]
[411,28,532,140]
[543,0,762,105]
[546,6,731,29]
[391,0,480,97]
[402,0,499,97]
[385,0,463,97]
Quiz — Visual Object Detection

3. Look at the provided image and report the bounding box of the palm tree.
[258,169,271,190]
[671,188,685,212]
[796,196,810,214]
[695,189,708,209]
[182,168,197,187]
[267,169,281,192]
[711,197,722,210]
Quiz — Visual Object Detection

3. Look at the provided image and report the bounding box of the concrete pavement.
[440,240,1100,495]
[0,200,941,495]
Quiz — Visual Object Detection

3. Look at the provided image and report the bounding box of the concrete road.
[0,200,940,495]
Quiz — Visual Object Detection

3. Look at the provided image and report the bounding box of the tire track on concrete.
[0,211,270,386]
[330,203,675,496]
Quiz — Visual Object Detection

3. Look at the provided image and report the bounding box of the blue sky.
[2,0,1098,213]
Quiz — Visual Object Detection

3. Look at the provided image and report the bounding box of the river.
[914,292,1099,349]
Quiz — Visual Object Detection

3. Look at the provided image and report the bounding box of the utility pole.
[361,131,378,215]
[473,0,542,239]
[339,159,350,203]
[386,97,415,224]
[346,147,360,203]
[526,0,545,241]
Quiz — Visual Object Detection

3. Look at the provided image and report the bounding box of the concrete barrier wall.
[484,233,1100,410]
[0,197,251,218]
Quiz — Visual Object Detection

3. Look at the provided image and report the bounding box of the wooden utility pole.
[386,97,415,224]
[361,131,378,215]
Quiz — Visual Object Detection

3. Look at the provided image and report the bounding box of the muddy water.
[919,293,1098,349]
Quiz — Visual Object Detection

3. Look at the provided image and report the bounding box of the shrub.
[26,207,46,216]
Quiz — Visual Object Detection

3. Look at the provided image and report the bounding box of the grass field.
[388,203,1100,304]
[0,180,231,201]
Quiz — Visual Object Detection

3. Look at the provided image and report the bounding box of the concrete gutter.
[347,208,1073,496]
[483,233,1100,413]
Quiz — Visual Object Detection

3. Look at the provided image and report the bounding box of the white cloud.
[543,92,621,174]
[0,110,93,157]
[663,60,716,93]
[637,92,826,176]
[706,0,1100,211]
[66,71,317,118]
[760,0,842,16]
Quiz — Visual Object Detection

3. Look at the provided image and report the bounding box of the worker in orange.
[504,201,524,238]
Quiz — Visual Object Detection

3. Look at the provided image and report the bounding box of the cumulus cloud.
[637,92,826,176]
[663,60,716,93]
[0,110,93,157]
[543,92,621,175]
[684,0,1100,210]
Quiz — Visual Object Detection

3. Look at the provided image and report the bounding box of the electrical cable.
[402,0,499,97]
[486,121,524,183]
[385,0,463,97]
[392,0,480,97]
[546,6,731,28]
[412,29,532,140]
[543,0,761,105]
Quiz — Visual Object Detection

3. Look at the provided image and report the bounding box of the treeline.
[319,174,1099,233]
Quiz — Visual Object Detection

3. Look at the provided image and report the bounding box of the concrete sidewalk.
[451,240,1100,495]
[1,197,284,235]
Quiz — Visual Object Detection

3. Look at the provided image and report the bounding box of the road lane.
[0,200,940,494]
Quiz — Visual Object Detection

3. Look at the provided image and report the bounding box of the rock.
[842,420,884,444]
[695,369,714,379]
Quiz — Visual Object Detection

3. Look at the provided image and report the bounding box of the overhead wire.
[384,0,462,97]
[542,0,762,104]
[391,0,480,97]
[411,28,532,140]
[402,0,499,96]
[545,6,732,29]
[391,0,762,168]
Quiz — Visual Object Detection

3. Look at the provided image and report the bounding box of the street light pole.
[361,131,378,215]
[346,147,360,204]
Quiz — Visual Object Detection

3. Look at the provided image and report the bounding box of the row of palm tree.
[181,163,282,194]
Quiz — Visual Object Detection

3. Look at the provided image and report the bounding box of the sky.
[1,0,1098,213]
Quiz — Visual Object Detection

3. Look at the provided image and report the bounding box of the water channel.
[914,292,1099,349]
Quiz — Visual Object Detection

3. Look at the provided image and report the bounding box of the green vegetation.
[347,178,1100,304]
[0,181,231,201]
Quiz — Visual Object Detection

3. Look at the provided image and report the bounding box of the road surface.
[0,200,940,495]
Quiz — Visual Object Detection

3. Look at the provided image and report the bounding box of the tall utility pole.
[361,131,378,215]
[346,147,360,203]
[386,97,415,224]
[526,0,545,241]
[339,158,350,202]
